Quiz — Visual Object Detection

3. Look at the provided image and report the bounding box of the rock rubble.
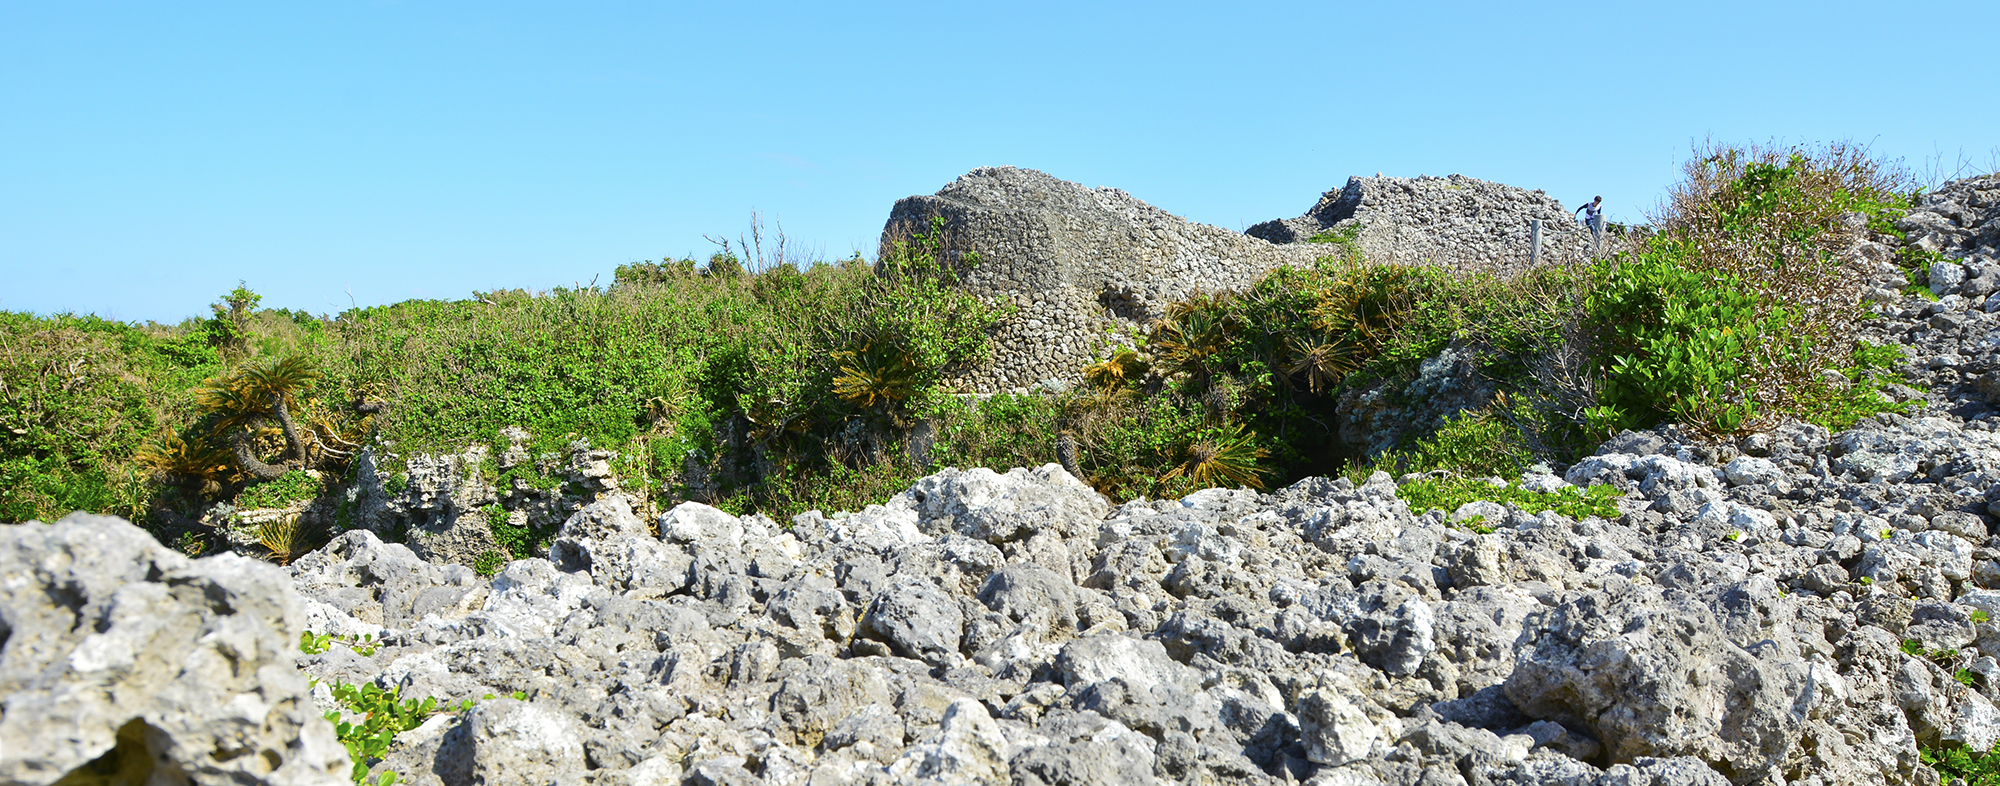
[275,424,2000,786]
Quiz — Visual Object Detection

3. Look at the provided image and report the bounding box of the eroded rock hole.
[53,718,156,786]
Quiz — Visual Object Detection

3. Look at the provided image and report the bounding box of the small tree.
[198,354,320,480]
[206,282,262,355]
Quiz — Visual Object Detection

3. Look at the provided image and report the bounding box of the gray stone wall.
[1249,174,1595,278]
[882,167,1323,393]
[883,168,1599,394]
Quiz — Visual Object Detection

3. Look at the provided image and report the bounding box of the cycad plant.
[133,430,237,495]
[197,354,321,480]
[1150,294,1238,384]
[830,340,921,413]
[1161,421,1269,492]
[258,512,304,565]
[1284,332,1362,394]
[1083,347,1148,395]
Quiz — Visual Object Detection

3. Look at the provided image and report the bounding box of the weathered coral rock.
[0,514,348,786]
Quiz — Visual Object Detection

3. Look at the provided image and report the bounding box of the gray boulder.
[860,576,967,667]
[1504,579,1807,783]
[547,494,691,594]
[431,698,585,786]
[0,514,349,786]
[906,464,1109,547]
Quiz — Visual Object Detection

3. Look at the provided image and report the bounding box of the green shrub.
[1583,251,1811,435]
[473,550,506,577]
[325,681,432,785]
[237,469,325,509]
[0,311,223,524]
[1922,744,2000,786]
[1396,478,1622,524]
[1391,410,1535,480]
[486,504,553,560]
[1579,143,1914,440]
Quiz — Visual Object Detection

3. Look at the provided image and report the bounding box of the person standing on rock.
[1575,196,1605,254]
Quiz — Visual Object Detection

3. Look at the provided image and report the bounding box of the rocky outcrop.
[347,429,629,569]
[274,395,2000,786]
[882,168,1597,393]
[1896,174,2000,266]
[1249,174,1596,276]
[882,167,1322,392]
[0,514,348,786]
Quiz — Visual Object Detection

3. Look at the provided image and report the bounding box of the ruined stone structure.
[881,167,1323,393]
[884,169,1597,394]
[1248,173,1596,278]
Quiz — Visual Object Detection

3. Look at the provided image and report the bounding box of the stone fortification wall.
[882,167,1323,393]
[1249,174,1594,278]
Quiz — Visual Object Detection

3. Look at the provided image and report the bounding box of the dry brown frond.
[258,513,303,565]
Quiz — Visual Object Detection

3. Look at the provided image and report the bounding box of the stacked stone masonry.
[885,168,1594,394]
[1247,173,1597,279]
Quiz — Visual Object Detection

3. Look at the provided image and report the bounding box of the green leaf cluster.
[1925,743,2000,785]
[1401,478,1622,526]
[1581,143,1917,440]
[326,681,432,784]
[238,469,325,509]
[300,630,379,657]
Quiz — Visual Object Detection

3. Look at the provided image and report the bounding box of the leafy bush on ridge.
[1580,143,1914,440]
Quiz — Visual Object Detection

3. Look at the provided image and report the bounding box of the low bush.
[0,311,223,524]
[236,469,325,509]
[1578,143,1913,440]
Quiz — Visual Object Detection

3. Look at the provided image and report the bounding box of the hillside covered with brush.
[1,144,1937,564]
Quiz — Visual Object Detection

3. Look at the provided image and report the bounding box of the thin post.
[1529,219,1543,266]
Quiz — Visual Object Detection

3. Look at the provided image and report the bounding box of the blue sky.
[5,1,1996,324]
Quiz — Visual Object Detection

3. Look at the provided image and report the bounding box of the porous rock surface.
[341,428,626,569]
[1248,174,1595,276]
[283,408,2000,786]
[0,514,348,785]
[1894,173,2000,269]
[882,167,1321,393]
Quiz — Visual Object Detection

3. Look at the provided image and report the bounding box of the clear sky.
[5,1,1996,324]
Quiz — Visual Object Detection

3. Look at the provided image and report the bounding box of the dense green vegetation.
[1581,144,1915,441]
[0,144,1925,565]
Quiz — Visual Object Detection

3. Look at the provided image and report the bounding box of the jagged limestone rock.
[0,514,348,786]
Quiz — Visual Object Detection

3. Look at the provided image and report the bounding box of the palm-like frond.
[1161,422,1269,491]
[831,343,919,410]
[195,353,325,477]
[1150,295,1237,380]
[1284,334,1361,394]
[134,431,235,485]
[1083,348,1148,392]
[258,513,303,565]
[242,354,320,407]
[196,376,266,424]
